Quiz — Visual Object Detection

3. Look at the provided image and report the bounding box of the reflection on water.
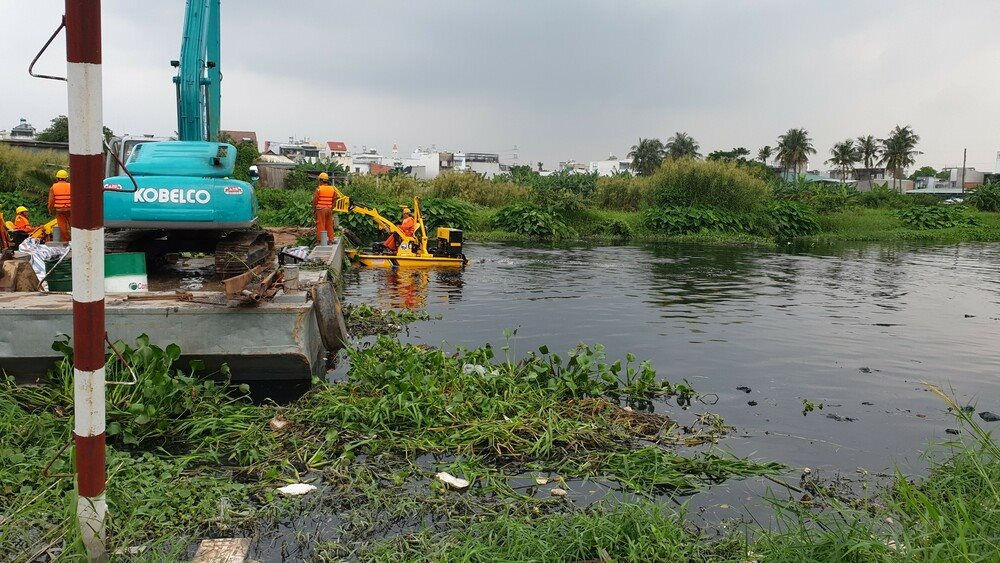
[343,267,464,310]
[344,241,1000,476]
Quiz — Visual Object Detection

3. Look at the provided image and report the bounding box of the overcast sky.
[3,0,1000,171]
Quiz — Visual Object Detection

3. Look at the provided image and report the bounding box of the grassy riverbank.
[2,321,997,560]
[249,161,1000,248]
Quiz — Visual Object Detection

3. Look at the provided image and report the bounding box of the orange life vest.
[400,216,416,236]
[50,181,72,210]
[315,184,338,208]
[13,214,32,233]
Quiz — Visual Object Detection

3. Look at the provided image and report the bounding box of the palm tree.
[775,128,816,179]
[879,126,921,190]
[757,145,773,166]
[826,139,858,184]
[855,135,879,182]
[664,132,701,159]
[627,138,665,176]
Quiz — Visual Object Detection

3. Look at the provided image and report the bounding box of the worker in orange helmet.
[12,206,33,233]
[48,169,71,242]
[384,207,416,252]
[312,171,341,244]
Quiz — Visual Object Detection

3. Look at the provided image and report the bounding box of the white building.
[559,159,589,173]
[395,148,442,180]
[351,149,387,175]
[589,156,632,176]
[319,141,353,170]
[454,152,501,178]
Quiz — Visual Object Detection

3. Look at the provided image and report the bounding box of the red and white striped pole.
[65,1,107,559]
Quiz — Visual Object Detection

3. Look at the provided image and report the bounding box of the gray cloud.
[3,0,1000,170]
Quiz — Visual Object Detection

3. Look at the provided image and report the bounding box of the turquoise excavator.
[102,0,272,276]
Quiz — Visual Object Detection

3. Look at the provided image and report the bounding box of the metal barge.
[0,238,348,383]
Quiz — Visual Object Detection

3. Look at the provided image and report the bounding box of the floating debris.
[192,538,249,563]
[436,472,470,490]
[826,413,856,422]
[269,416,291,432]
[550,487,568,497]
[277,483,317,496]
[535,477,549,486]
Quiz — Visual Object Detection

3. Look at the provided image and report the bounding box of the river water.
[342,241,1000,479]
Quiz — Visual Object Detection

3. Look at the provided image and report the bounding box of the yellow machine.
[2,211,58,249]
[333,196,467,268]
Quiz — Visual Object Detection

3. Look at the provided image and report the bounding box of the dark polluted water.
[342,240,1000,477]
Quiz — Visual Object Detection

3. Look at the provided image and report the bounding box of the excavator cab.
[103,140,272,276]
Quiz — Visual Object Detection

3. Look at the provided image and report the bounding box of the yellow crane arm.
[345,204,407,238]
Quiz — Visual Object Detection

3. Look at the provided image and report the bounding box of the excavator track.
[214,229,275,278]
[105,229,158,254]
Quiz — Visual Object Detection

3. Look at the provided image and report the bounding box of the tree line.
[627,126,923,190]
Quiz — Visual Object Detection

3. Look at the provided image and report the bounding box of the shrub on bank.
[641,206,752,235]
[897,205,979,229]
[428,171,528,207]
[599,218,633,241]
[857,185,911,209]
[594,175,652,211]
[348,173,421,200]
[420,198,476,230]
[0,145,67,199]
[491,203,575,240]
[648,159,772,213]
[763,201,821,239]
[257,188,313,227]
[967,182,1000,212]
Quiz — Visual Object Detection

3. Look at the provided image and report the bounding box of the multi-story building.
[454,152,501,178]
[351,149,387,175]
[263,138,322,163]
[9,118,35,140]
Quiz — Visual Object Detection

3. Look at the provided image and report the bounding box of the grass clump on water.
[294,335,777,495]
[344,303,436,337]
[364,389,1000,562]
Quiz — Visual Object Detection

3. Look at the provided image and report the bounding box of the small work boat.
[356,253,466,268]
[337,197,467,269]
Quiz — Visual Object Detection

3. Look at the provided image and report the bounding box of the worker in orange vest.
[384,208,416,252]
[48,169,72,242]
[312,172,341,244]
[12,206,33,233]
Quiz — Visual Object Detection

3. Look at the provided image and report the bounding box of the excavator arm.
[174,0,221,142]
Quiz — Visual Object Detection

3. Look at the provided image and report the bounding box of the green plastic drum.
[44,257,73,292]
[44,252,148,292]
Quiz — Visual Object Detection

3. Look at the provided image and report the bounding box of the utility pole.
[961,148,967,191]
[66,1,107,559]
